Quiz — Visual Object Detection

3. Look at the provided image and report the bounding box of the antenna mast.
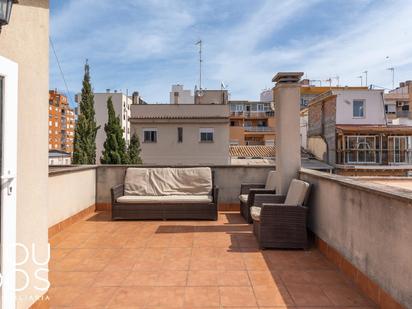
[196,40,202,90]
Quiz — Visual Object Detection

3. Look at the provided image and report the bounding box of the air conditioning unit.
[397,101,405,107]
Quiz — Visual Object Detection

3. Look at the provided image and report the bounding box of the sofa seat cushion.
[239,194,248,204]
[250,206,261,221]
[117,195,213,204]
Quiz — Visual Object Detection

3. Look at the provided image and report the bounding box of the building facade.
[169,84,194,104]
[77,91,133,163]
[307,89,412,175]
[130,104,230,164]
[48,149,71,165]
[48,90,75,153]
[384,80,412,125]
[229,100,275,145]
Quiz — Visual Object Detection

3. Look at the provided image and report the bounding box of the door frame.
[0,55,18,309]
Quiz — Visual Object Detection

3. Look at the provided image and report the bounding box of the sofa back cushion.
[124,167,212,196]
[264,171,277,190]
[284,179,310,206]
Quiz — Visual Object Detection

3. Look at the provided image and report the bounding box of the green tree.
[100,96,128,164]
[73,60,100,164]
[127,133,143,164]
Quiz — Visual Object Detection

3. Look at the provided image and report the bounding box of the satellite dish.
[197,90,204,97]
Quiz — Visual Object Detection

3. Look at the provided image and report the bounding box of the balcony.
[230,111,274,118]
[396,110,412,118]
[44,164,411,308]
[244,126,275,132]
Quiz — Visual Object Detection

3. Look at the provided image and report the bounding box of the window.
[385,104,396,114]
[177,127,183,143]
[346,136,376,163]
[388,136,412,164]
[143,128,157,143]
[257,104,264,111]
[353,100,365,118]
[199,128,214,142]
[235,105,243,112]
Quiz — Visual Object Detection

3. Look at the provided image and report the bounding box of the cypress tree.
[73,60,100,164]
[100,96,128,164]
[127,133,143,164]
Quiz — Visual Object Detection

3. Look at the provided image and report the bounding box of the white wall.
[300,113,308,148]
[335,90,386,125]
[170,85,194,104]
[131,122,230,165]
[48,169,96,227]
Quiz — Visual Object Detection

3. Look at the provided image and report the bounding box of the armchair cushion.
[284,179,310,206]
[250,206,261,221]
[239,194,248,204]
[264,171,277,190]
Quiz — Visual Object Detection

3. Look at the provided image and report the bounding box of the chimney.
[272,72,303,194]
[132,91,139,104]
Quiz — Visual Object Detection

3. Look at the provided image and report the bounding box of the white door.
[0,55,18,309]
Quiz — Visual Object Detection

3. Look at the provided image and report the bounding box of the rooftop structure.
[170,84,194,104]
[130,104,230,165]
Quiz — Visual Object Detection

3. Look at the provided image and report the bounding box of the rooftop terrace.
[49,210,376,308]
[43,165,411,309]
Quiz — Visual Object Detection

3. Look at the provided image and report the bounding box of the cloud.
[50,0,412,104]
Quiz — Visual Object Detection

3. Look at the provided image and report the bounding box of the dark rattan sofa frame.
[111,170,218,221]
[240,183,276,223]
[253,193,309,249]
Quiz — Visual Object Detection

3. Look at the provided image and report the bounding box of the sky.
[50,0,412,106]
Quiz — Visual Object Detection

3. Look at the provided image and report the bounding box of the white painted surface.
[0,55,18,309]
[335,90,386,125]
[169,85,194,104]
[48,169,96,227]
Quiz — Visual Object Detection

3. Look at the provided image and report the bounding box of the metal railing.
[337,149,412,165]
[243,126,274,132]
[396,110,412,118]
[230,111,274,118]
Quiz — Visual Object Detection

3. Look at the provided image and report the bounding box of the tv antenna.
[387,67,395,89]
[195,40,203,90]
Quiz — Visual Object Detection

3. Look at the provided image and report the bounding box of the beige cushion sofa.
[111,167,218,220]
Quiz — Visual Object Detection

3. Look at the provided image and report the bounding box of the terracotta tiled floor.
[49,211,376,309]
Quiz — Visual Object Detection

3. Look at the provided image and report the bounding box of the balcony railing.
[230,111,274,118]
[244,126,274,132]
[337,149,412,165]
[396,110,412,118]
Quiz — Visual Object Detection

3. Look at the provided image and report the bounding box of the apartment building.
[48,90,75,153]
[170,84,194,104]
[307,88,412,175]
[77,91,134,163]
[229,100,275,145]
[384,80,412,125]
[130,104,230,164]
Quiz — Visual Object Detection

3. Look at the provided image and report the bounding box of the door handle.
[1,174,15,195]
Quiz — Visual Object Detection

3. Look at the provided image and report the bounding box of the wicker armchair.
[239,171,277,223]
[250,179,310,249]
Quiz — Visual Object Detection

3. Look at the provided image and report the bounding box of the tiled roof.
[229,146,275,158]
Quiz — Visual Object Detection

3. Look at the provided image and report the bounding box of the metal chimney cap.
[272,72,304,84]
